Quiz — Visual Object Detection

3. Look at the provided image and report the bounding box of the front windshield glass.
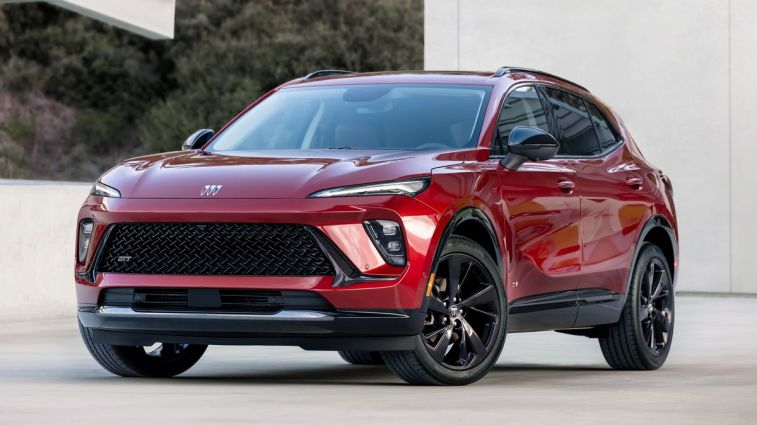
[209,84,492,151]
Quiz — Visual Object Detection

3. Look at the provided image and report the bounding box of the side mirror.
[500,126,560,170]
[182,128,214,151]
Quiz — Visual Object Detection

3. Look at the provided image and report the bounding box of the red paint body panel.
[75,70,678,319]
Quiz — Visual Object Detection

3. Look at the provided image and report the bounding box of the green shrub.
[0,0,423,180]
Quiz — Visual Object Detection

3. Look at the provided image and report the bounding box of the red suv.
[76,68,677,385]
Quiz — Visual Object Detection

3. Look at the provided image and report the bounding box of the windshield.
[209,84,492,151]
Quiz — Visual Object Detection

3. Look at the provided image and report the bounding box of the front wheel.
[79,321,207,377]
[599,244,675,370]
[338,350,384,365]
[382,236,507,385]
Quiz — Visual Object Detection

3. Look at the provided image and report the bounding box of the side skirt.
[507,289,624,333]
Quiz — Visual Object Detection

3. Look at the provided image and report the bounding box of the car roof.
[280,69,591,95]
[282,71,500,87]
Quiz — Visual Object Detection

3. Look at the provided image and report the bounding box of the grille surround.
[97,223,335,276]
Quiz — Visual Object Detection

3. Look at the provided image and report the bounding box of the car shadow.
[70,362,615,387]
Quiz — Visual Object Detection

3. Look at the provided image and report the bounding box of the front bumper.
[78,306,424,350]
[75,195,442,311]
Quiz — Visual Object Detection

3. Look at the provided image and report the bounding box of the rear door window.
[543,88,601,156]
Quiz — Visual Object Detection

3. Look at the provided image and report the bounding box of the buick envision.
[76,68,677,385]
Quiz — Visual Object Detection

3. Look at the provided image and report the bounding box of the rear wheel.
[338,351,385,365]
[79,321,207,377]
[382,236,507,385]
[599,244,675,370]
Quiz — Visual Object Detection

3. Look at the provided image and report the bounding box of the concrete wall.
[425,0,757,294]
[0,0,176,39]
[0,181,90,321]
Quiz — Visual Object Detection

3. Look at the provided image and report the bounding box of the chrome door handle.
[557,178,575,193]
[626,177,643,190]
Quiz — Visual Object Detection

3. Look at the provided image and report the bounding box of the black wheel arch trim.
[420,207,504,312]
[622,215,678,303]
[432,207,503,276]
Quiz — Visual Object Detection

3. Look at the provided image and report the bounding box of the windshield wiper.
[328,146,352,149]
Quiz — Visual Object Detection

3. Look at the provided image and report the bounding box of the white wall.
[0,0,175,39]
[0,181,90,321]
[425,0,757,294]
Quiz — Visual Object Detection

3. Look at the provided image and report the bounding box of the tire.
[79,321,207,377]
[338,350,385,365]
[382,235,507,385]
[599,243,675,370]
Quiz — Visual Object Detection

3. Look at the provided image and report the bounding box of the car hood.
[99,149,465,199]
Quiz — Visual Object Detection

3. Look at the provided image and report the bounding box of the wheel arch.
[628,215,678,293]
[565,214,678,336]
[430,207,503,279]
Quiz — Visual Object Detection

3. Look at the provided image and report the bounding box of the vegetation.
[0,0,423,180]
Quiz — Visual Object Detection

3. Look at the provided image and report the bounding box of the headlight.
[91,181,121,198]
[78,219,94,262]
[308,179,429,198]
[364,220,406,266]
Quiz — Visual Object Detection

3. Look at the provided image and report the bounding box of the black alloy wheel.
[423,252,501,369]
[639,257,674,356]
[382,236,507,385]
[338,350,385,365]
[599,244,675,370]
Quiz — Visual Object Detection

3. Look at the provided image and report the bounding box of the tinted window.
[210,84,491,152]
[587,102,617,150]
[492,86,550,155]
[543,88,601,156]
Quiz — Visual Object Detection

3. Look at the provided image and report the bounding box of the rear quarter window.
[543,87,601,156]
[586,102,618,150]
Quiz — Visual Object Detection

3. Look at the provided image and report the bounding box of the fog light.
[78,219,94,262]
[364,220,406,266]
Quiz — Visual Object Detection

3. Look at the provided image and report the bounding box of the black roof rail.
[304,69,355,79]
[494,66,589,92]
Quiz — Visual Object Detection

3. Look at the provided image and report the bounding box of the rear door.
[570,101,654,303]
[541,88,653,326]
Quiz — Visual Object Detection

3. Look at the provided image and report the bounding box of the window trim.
[490,82,625,160]
[489,83,551,158]
[541,85,603,158]
[584,99,621,152]
[539,84,625,160]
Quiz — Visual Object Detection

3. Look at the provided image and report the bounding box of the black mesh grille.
[98,223,334,276]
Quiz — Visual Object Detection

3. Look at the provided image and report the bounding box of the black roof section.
[494,67,589,92]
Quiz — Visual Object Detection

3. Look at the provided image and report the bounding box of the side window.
[492,86,550,155]
[586,102,618,150]
[543,88,601,156]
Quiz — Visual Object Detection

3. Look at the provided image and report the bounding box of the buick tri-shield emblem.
[200,184,222,197]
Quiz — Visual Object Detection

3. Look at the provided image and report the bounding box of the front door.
[491,85,583,331]
[499,162,582,301]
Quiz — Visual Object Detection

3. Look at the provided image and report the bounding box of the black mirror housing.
[182,128,215,151]
[501,126,560,170]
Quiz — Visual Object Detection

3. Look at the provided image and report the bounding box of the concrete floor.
[0,295,755,424]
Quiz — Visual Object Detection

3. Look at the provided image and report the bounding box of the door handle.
[626,177,643,190]
[557,178,575,193]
